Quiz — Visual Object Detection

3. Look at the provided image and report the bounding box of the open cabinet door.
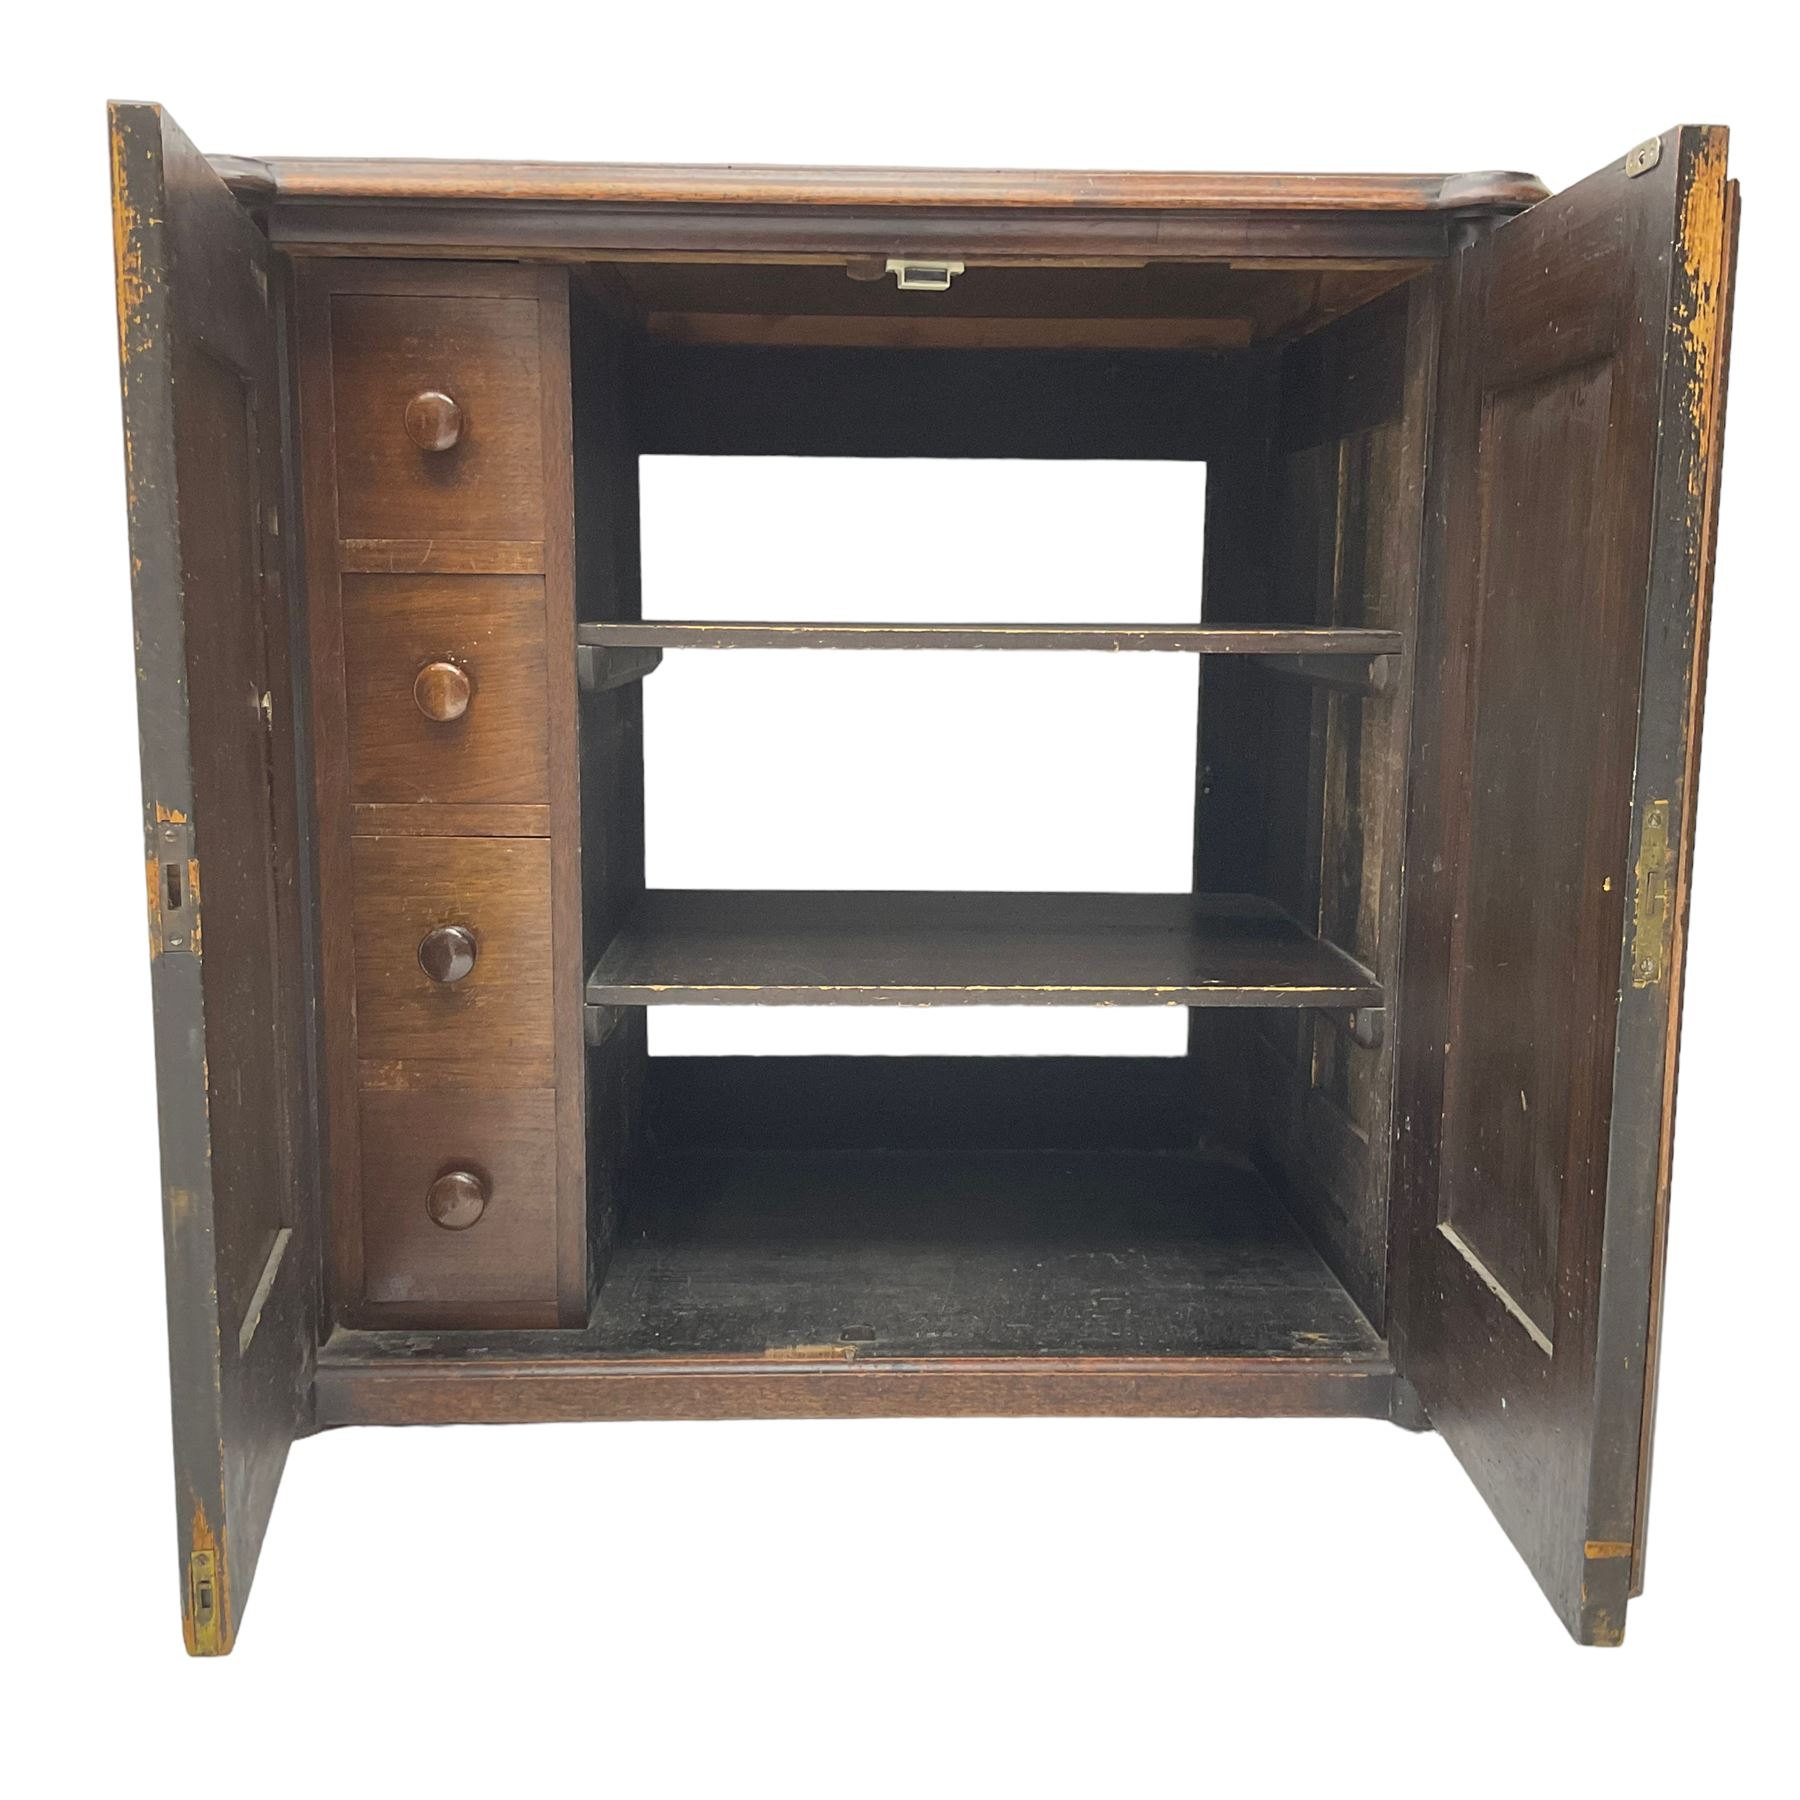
[1393,126,1736,1644]
[111,102,318,1653]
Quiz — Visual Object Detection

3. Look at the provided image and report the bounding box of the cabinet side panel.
[573,272,648,1287]
[1193,284,1436,1327]
[295,269,365,1312]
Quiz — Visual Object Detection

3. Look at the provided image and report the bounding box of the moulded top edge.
[207,155,1549,217]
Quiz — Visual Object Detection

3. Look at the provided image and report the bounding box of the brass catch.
[1625,137,1662,179]
[149,815,200,958]
[188,1549,221,1652]
[1630,799,1673,987]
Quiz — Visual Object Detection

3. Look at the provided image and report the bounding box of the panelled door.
[111,101,318,1654]
[1394,126,1737,1643]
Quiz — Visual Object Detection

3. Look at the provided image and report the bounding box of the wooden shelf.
[578,620,1403,655]
[585,890,1380,1008]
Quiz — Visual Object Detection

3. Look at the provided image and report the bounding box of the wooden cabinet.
[110,104,1738,1651]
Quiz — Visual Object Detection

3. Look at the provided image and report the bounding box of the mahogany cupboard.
[109,102,1738,1651]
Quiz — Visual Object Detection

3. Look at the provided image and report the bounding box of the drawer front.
[359,1087,558,1321]
[352,834,554,1083]
[343,573,550,806]
[330,292,547,543]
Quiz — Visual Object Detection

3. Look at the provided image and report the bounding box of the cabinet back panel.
[646,1056,1205,1153]
[632,345,1246,461]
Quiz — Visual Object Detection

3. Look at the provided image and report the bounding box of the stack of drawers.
[298,263,584,1328]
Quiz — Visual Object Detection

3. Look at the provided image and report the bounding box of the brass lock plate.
[1630,799,1673,988]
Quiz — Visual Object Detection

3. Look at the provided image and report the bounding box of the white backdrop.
[643,456,1202,1055]
[6,6,1791,1790]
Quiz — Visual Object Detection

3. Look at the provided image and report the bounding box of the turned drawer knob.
[418,923,478,984]
[404,389,463,452]
[414,659,471,723]
[426,1167,488,1231]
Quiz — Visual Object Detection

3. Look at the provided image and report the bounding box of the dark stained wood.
[646,1056,1204,1153]
[117,123,1738,1650]
[351,801,549,837]
[111,101,320,1657]
[295,257,366,1323]
[586,1151,1382,1358]
[654,314,1259,351]
[1277,281,1411,449]
[580,620,1403,655]
[572,274,650,1295]
[617,258,1419,352]
[262,202,1490,263]
[218,158,1549,211]
[315,1348,1396,1428]
[1633,171,1741,1599]
[341,573,550,804]
[216,158,1547,265]
[587,890,1380,1008]
[340,537,546,575]
[537,266,591,1323]
[1251,652,1390,695]
[358,1087,559,1326]
[329,291,547,542]
[633,344,1246,460]
[1191,277,1436,1330]
[351,834,554,1082]
[1391,126,1736,1646]
[576,643,661,693]
[297,259,587,1330]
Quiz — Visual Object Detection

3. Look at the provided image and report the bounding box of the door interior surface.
[111,100,319,1655]
[1393,126,1736,1645]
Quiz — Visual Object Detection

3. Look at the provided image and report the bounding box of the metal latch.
[188,1549,221,1651]
[1625,137,1662,179]
[1630,799,1673,987]
[151,815,199,957]
[885,258,965,292]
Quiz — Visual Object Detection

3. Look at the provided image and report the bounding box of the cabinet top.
[212,156,1548,214]
[206,153,1549,260]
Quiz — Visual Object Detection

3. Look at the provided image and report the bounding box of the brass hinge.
[149,815,200,958]
[1630,799,1673,988]
[1625,137,1662,179]
[188,1549,221,1652]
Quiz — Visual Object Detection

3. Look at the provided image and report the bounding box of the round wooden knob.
[417,923,478,984]
[404,389,463,451]
[414,660,471,723]
[426,1167,488,1230]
